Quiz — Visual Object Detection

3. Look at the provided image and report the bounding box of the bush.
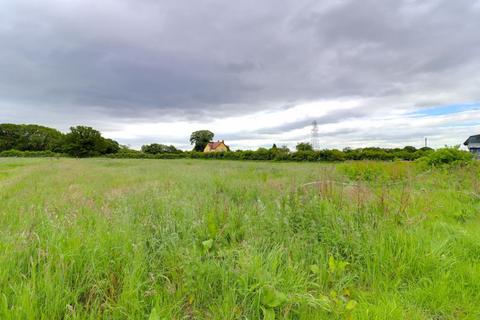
[107,148,146,159]
[141,143,182,154]
[417,146,473,166]
[295,142,313,152]
[106,147,435,163]
[63,126,119,157]
[0,150,64,158]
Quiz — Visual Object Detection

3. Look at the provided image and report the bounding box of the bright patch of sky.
[410,102,480,116]
[101,100,480,151]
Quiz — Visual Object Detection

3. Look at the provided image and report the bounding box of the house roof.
[464,134,480,145]
[206,140,226,150]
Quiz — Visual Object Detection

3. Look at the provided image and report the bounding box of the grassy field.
[0,158,479,319]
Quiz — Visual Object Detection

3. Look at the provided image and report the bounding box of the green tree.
[296,142,313,152]
[279,145,290,153]
[190,130,214,151]
[102,138,121,154]
[141,143,181,154]
[403,146,417,153]
[0,124,64,152]
[63,126,117,157]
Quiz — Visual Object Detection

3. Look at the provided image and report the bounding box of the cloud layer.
[1,0,479,149]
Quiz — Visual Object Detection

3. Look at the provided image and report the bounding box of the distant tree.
[142,143,181,154]
[103,138,121,154]
[63,126,117,157]
[142,143,163,154]
[270,143,278,150]
[296,142,313,152]
[279,145,290,153]
[164,145,180,153]
[403,146,417,153]
[190,130,214,151]
[0,123,64,152]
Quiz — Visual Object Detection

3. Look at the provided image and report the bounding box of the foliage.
[63,126,119,157]
[0,149,64,158]
[417,146,473,166]
[0,123,121,157]
[190,130,214,151]
[102,146,438,163]
[1,141,440,163]
[0,123,64,152]
[111,147,146,158]
[296,142,313,151]
[141,143,181,154]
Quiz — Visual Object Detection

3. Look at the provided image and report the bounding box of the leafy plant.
[417,146,473,166]
[201,239,213,253]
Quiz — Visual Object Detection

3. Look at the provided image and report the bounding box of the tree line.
[112,144,435,162]
[1,123,437,161]
[0,124,119,157]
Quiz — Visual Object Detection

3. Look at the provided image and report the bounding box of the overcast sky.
[1,0,479,150]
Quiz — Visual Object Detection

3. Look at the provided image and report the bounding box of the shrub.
[0,150,64,158]
[417,146,473,166]
[107,148,147,159]
[296,142,313,152]
[141,143,182,154]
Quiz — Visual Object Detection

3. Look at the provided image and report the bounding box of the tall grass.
[0,158,479,319]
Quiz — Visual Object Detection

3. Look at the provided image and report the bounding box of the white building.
[464,135,480,158]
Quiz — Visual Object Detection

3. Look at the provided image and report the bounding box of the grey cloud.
[1,0,480,145]
[257,107,369,134]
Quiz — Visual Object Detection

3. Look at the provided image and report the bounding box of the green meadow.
[0,158,479,319]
